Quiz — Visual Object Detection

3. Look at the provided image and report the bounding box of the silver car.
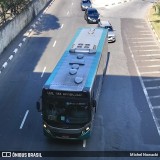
[98,20,116,42]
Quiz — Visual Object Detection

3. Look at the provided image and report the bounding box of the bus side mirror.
[93,100,96,108]
[36,99,42,112]
[93,100,97,113]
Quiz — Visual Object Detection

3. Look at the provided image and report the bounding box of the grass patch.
[148,5,160,38]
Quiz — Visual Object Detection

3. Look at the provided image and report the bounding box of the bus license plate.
[62,135,69,138]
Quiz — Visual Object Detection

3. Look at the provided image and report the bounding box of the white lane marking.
[20,110,29,129]
[44,7,49,13]
[2,62,8,68]
[9,55,13,60]
[136,59,160,62]
[41,67,46,78]
[29,29,32,33]
[135,21,146,24]
[139,65,160,68]
[13,48,18,54]
[19,43,22,47]
[67,11,69,15]
[53,40,57,47]
[138,30,150,32]
[140,71,160,75]
[61,24,64,29]
[23,38,26,42]
[125,33,160,135]
[35,21,39,25]
[138,34,152,36]
[134,49,160,52]
[132,45,158,47]
[146,86,160,90]
[32,24,36,28]
[130,41,156,44]
[152,106,160,109]
[25,32,30,36]
[83,139,86,148]
[128,37,153,40]
[44,8,48,13]
[149,95,160,99]
[72,2,73,5]
[143,78,160,82]
[50,1,53,5]
[136,54,160,57]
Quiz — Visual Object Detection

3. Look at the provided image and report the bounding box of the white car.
[98,20,116,42]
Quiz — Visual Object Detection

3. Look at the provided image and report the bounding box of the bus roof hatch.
[69,28,102,54]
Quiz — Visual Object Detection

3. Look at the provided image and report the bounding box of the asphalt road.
[0,0,160,159]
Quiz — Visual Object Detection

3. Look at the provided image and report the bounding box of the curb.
[0,0,55,75]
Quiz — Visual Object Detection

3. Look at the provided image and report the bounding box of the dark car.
[84,8,100,24]
[81,0,92,11]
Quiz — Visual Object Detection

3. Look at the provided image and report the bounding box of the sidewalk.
[91,0,132,8]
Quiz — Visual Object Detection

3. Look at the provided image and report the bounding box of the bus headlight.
[88,17,92,20]
[86,127,90,131]
[43,123,52,135]
[82,127,90,135]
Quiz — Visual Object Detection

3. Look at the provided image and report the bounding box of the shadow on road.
[33,14,61,35]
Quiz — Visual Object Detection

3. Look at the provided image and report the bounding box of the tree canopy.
[0,0,32,25]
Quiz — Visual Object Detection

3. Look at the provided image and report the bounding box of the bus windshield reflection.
[46,101,90,124]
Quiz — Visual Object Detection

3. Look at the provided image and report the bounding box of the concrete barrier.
[0,0,51,55]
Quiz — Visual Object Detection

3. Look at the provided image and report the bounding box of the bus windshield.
[44,99,90,125]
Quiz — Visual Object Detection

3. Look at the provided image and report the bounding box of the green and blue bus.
[37,28,108,140]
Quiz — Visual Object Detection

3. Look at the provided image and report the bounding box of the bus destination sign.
[45,90,87,98]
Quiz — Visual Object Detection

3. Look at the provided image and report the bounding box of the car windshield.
[106,26,113,31]
[45,100,90,124]
[88,10,98,15]
[83,0,89,3]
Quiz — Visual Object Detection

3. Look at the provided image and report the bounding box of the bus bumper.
[43,123,91,140]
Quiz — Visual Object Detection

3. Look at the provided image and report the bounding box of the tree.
[0,0,32,25]
[154,0,160,14]
[0,0,9,23]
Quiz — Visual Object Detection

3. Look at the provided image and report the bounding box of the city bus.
[37,27,108,140]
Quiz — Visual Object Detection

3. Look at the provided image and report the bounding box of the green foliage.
[149,4,160,39]
[154,2,160,14]
[0,0,32,25]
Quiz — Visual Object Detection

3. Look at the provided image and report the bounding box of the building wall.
[0,0,51,55]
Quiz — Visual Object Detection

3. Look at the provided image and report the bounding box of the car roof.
[82,0,90,2]
[100,20,111,26]
[87,7,97,11]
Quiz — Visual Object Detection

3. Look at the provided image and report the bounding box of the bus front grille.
[51,131,82,139]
